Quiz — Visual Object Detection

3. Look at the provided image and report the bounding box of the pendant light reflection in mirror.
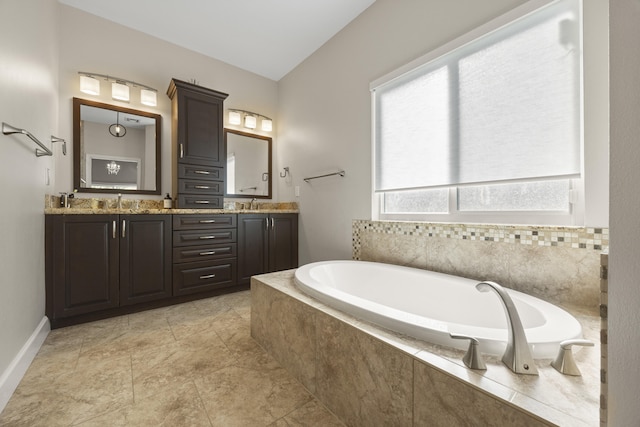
[109,112,127,137]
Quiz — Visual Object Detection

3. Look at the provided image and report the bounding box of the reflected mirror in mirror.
[73,97,161,194]
[225,129,272,199]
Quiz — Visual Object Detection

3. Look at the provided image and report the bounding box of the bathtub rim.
[294,260,583,358]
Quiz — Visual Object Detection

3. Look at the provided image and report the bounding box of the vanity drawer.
[178,179,223,195]
[178,164,224,181]
[173,214,236,230]
[173,243,237,263]
[173,259,237,296]
[173,229,236,247]
[177,194,223,209]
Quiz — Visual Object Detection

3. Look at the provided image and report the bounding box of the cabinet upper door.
[169,79,228,167]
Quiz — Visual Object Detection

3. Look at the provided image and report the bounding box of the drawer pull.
[194,185,210,189]
[194,200,210,204]
[199,251,216,256]
[199,274,216,280]
[199,235,216,240]
[199,219,216,223]
[194,170,210,175]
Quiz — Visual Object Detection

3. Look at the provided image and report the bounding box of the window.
[371,0,583,225]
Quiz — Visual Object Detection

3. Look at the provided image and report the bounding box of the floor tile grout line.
[192,378,215,427]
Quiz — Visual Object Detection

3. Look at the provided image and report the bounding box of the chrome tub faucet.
[476,281,539,375]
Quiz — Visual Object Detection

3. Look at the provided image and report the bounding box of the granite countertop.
[44,207,299,215]
[44,195,298,215]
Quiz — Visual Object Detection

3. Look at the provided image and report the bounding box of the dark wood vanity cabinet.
[237,213,299,285]
[167,78,229,209]
[45,214,171,326]
[172,214,238,296]
[45,211,295,327]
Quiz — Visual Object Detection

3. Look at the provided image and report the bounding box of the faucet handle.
[450,333,487,370]
[551,339,594,376]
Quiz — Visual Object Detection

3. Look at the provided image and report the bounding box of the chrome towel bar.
[2,122,66,157]
[303,170,345,183]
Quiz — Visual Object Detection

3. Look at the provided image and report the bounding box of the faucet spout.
[117,193,122,210]
[476,281,538,375]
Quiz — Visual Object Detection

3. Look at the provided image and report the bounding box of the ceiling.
[58,0,376,81]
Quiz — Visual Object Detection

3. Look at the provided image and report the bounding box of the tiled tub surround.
[251,271,600,426]
[353,220,608,310]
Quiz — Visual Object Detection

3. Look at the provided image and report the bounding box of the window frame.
[370,0,585,226]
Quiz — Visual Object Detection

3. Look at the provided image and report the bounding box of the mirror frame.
[224,128,272,199]
[72,97,162,195]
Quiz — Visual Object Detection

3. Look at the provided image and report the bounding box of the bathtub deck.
[251,269,599,426]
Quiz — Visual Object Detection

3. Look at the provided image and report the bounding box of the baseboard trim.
[0,317,50,413]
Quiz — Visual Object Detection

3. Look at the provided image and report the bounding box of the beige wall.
[56,4,279,201]
[0,0,58,379]
[609,0,640,423]
[277,0,609,264]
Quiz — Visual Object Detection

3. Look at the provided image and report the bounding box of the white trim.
[0,317,50,413]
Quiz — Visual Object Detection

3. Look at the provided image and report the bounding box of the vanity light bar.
[78,72,158,107]
[228,109,273,132]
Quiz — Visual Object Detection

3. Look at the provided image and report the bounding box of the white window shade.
[374,0,581,193]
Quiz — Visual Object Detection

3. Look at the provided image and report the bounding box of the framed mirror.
[73,97,161,194]
[225,128,272,199]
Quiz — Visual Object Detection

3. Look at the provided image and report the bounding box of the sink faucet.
[117,193,122,210]
[476,281,538,375]
[250,198,258,210]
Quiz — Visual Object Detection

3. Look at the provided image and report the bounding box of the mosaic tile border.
[600,252,608,427]
[352,220,609,260]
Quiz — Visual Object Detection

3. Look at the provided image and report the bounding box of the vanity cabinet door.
[269,214,299,272]
[49,215,119,318]
[237,214,269,285]
[237,213,299,285]
[119,215,172,306]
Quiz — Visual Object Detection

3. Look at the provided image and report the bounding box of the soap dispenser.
[163,193,173,209]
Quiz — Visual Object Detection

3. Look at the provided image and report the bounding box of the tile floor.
[0,290,345,427]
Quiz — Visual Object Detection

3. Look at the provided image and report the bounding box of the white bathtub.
[294,260,582,359]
